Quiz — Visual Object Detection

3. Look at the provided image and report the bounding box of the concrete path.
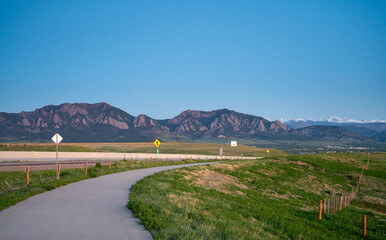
[0,162,216,240]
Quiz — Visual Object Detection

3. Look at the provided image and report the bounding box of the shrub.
[60,171,70,177]
[87,168,97,178]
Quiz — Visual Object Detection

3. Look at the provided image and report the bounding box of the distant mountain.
[283,116,386,126]
[0,103,291,142]
[164,109,291,138]
[0,103,383,146]
[296,126,374,143]
[0,103,166,142]
[283,117,386,140]
[373,130,386,142]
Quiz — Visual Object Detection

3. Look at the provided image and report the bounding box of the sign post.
[154,139,161,160]
[51,133,63,179]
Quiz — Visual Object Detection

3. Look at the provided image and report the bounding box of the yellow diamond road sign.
[154,139,161,147]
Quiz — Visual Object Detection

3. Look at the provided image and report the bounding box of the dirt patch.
[363,196,385,205]
[260,169,278,176]
[210,163,237,172]
[184,168,248,195]
[288,161,309,167]
[295,174,323,195]
[229,161,256,168]
[320,155,362,167]
[295,174,347,196]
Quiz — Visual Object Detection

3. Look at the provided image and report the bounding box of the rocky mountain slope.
[0,103,381,144]
[0,103,291,142]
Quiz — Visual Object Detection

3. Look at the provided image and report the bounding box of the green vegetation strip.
[0,144,95,152]
[128,153,386,239]
[0,159,214,211]
[0,142,287,157]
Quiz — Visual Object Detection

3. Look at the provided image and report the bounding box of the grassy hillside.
[0,142,286,157]
[128,153,386,239]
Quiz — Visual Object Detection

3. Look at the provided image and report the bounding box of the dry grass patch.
[288,160,309,166]
[210,163,237,171]
[184,168,248,196]
[260,169,278,176]
[168,192,200,208]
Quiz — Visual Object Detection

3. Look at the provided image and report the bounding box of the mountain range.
[283,118,386,139]
[0,103,384,150]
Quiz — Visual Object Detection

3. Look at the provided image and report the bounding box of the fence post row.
[26,166,29,185]
[57,163,61,180]
[363,215,366,238]
[323,199,326,214]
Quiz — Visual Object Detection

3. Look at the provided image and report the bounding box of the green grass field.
[0,143,95,152]
[0,158,214,211]
[0,142,286,157]
[128,153,386,239]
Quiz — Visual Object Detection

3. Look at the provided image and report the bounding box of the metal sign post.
[51,133,63,179]
[154,139,161,160]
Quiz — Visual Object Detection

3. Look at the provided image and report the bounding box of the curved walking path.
[0,162,216,240]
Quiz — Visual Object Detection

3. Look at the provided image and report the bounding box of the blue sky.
[1,0,385,120]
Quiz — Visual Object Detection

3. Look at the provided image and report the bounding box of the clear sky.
[1,0,385,121]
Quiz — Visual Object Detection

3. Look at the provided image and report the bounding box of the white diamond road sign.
[51,133,63,144]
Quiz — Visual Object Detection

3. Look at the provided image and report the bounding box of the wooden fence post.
[198,157,200,161]
[367,152,370,168]
[150,157,152,165]
[166,157,169,165]
[332,197,335,214]
[323,199,326,214]
[131,158,133,168]
[348,195,350,207]
[363,215,367,238]
[57,163,61,180]
[85,162,88,174]
[327,198,330,214]
[109,160,111,169]
[319,200,322,220]
[340,196,343,211]
[26,166,29,186]
[179,156,181,162]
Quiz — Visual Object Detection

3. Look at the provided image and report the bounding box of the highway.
[0,151,251,162]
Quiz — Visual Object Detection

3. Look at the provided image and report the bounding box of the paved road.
[0,162,216,240]
[0,151,240,162]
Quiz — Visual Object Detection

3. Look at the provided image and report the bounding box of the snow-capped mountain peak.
[282,116,386,124]
[320,116,362,123]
